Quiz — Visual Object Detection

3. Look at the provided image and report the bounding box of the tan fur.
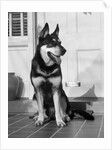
[48,76,61,88]
[32,77,45,87]
[40,45,61,66]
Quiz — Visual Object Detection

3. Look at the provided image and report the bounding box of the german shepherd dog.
[30,23,94,127]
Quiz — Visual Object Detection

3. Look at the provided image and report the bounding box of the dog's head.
[39,23,66,66]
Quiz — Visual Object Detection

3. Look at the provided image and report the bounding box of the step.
[8,97,104,113]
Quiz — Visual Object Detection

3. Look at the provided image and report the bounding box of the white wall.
[8,12,104,98]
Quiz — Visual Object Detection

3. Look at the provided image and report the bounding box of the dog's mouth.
[47,51,61,65]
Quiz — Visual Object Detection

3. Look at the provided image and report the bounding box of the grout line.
[74,120,86,138]
[98,115,104,138]
[94,113,104,116]
[26,122,51,138]
[8,116,28,126]
[8,122,33,137]
[50,127,63,138]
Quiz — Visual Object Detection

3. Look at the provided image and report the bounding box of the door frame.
[28,12,37,99]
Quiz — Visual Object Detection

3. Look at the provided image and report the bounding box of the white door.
[36,12,104,99]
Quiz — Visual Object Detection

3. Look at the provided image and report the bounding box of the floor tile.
[99,119,104,138]
[75,115,103,138]
[29,132,53,138]
[8,113,104,138]
[52,120,85,138]
[9,131,33,138]
[9,118,32,128]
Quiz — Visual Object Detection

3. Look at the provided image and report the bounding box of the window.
[8,12,28,37]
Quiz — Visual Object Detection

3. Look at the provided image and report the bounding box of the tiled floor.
[8,113,104,138]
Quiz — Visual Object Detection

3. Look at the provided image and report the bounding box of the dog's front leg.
[35,91,44,126]
[53,91,66,127]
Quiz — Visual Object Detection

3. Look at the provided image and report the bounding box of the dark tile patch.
[28,121,60,138]
[9,131,33,138]
[9,118,33,128]
[52,120,85,138]
[8,131,13,134]
[52,132,75,138]
[75,115,103,138]
[45,121,57,127]
[29,132,53,138]
[20,123,42,132]
[8,127,20,132]
[8,122,35,134]
[8,116,28,124]
[9,121,51,138]
[99,119,104,138]
[38,128,59,133]
[75,129,99,138]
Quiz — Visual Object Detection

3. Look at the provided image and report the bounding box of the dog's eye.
[52,39,56,42]
[52,38,61,45]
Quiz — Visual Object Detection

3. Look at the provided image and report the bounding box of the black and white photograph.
[0,1,112,150]
[8,12,104,138]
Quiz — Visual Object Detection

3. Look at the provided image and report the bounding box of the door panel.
[77,50,103,97]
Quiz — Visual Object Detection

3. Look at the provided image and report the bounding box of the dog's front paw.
[33,115,38,121]
[35,120,44,126]
[56,118,66,127]
[35,113,44,126]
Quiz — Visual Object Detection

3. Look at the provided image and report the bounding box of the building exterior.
[8,12,104,100]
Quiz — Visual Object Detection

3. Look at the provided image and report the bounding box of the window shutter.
[8,12,28,37]
[23,13,28,36]
[12,13,21,36]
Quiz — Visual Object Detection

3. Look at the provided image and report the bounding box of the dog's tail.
[70,109,94,120]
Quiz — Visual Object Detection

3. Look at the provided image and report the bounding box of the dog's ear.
[39,23,49,39]
[52,24,59,36]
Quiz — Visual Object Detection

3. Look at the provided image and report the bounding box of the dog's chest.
[32,76,45,87]
[32,76,61,89]
[48,76,61,88]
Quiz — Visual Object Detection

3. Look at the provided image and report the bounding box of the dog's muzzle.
[47,45,66,65]
[47,51,61,65]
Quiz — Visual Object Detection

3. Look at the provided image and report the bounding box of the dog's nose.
[61,47,66,56]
